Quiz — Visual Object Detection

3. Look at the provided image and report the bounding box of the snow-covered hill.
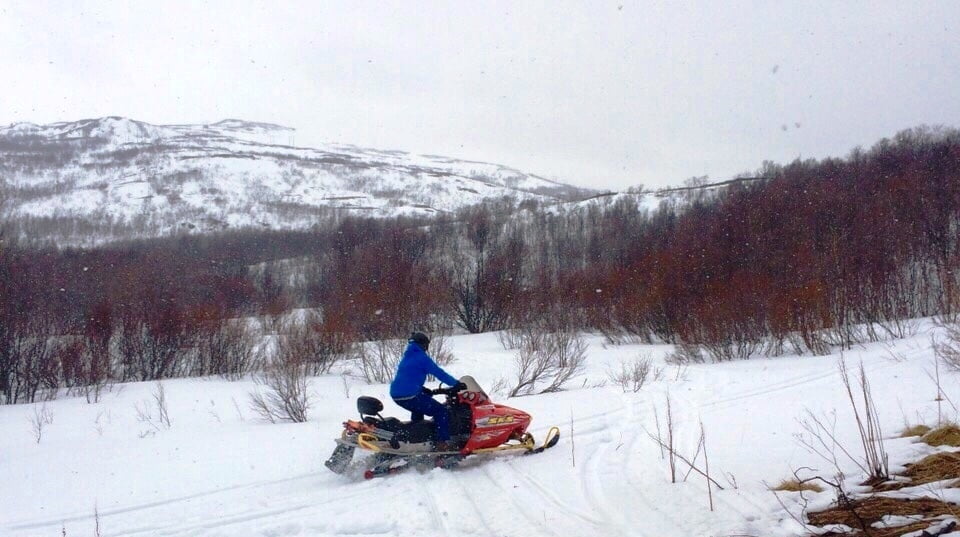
[2,323,957,537]
[0,117,593,241]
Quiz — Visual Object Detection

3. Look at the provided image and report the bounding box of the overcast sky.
[1,1,958,190]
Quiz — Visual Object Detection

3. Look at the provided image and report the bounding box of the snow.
[1,117,592,244]
[902,518,959,537]
[873,514,925,528]
[2,322,958,537]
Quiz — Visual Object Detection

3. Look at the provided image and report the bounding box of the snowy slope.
[2,322,957,537]
[0,117,593,242]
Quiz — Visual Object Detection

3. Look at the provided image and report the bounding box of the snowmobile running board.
[353,426,560,457]
[357,427,562,479]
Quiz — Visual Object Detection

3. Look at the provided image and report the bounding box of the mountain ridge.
[0,116,597,244]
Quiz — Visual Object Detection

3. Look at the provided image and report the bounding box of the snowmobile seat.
[395,420,438,443]
[381,417,403,428]
[357,396,384,416]
[373,417,438,443]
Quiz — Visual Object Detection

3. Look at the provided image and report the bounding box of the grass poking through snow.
[902,452,960,488]
[921,423,960,447]
[770,479,824,493]
[900,424,932,438]
[808,496,960,537]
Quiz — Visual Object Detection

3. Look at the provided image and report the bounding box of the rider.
[390,332,466,450]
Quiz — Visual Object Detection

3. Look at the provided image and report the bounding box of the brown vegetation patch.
[772,479,824,493]
[923,424,960,447]
[900,424,932,438]
[901,452,960,488]
[872,452,960,492]
[808,496,960,537]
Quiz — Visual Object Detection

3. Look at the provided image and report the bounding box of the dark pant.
[394,392,451,442]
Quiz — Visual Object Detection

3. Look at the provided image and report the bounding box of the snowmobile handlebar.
[430,385,462,397]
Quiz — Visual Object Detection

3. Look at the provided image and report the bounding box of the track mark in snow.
[418,479,452,536]
[699,369,839,409]
[699,358,898,411]
[7,472,344,532]
[499,460,605,526]
[453,464,577,537]
[484,463,604,531]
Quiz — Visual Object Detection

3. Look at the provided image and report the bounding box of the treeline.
[580,126,960,358]
[1,126,959,403]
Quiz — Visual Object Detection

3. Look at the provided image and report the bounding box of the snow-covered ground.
[2,323,957,537]
[0,117,592,245]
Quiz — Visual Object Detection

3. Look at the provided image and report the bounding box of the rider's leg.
[395,393,450,442]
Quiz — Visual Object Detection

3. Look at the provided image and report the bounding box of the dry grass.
[900,424,932,438]
[902,452,960,487]
[771,478,824,493]
[922,423,960,447]
[808,496,960,537]
[875,451,960,491]
[805,428,960,536]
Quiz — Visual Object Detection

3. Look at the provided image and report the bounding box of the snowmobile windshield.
[459,375,489,400]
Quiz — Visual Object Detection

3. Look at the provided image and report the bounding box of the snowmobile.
[325,376,560,479]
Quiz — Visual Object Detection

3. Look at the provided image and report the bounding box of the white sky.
[1,1,958,190]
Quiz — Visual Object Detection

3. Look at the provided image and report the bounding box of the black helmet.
[409,331,430,351]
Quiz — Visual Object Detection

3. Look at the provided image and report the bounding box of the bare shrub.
[796,359,889,482]
[29,403,53,443]
[429,330,456,367]
[497,328,524,350]
[116,312,193,382]
[508,331,551,396]
[489,376,509,396]
[665,342,705,365]
[507,329,587,396]
[646,395,726,494]
[933,319,960,372]
[354,338,404,384]
[838,358,889,481]
[135,381,172,432]
[193,319,261,380]
[274,315,350,377]
[701,337,764,362]
[608,354,654,393]
[60,339,112,403]
[153,382,171,427]
[1,317,59,404]
[249,354,310,423]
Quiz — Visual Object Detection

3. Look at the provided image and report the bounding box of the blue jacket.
[389,341,459,399]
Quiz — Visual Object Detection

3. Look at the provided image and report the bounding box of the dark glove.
[421,386,432,395]
[453,382,468,392]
